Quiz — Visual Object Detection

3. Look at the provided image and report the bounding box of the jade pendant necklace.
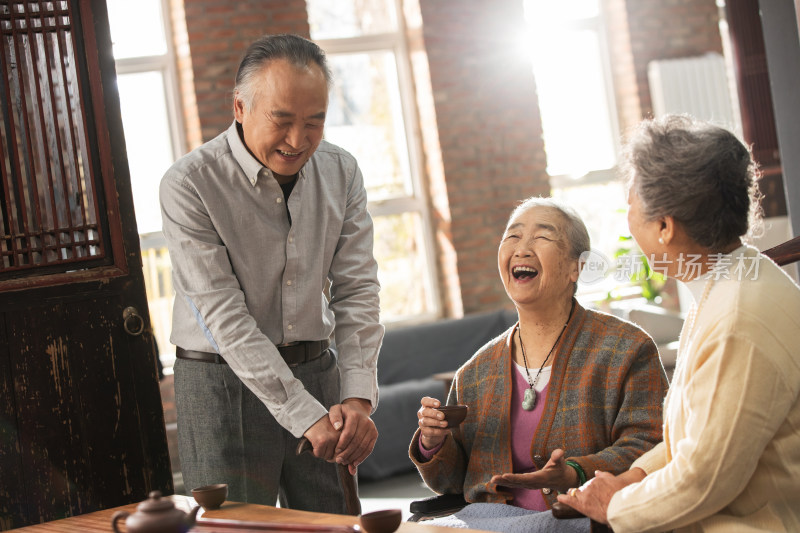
[518,303,573,411]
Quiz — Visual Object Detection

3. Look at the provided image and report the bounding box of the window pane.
[325,51,411,200]
[107,0,167,59]
[528,29,617,177]
[554,180,628,260]
[552,180,631,302]
[117,71,174,234]
[525,0,600,22]
[373,212,433,320]
[308,0,397,39]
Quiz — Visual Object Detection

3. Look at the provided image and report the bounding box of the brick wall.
[169,0,724,316]
[417,0,550,314]
[603,0,641,136]
[413,0,723,314]
[622,0,723,120]
[404,1,464,317]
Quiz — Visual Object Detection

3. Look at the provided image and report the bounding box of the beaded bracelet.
[565,459,587,486]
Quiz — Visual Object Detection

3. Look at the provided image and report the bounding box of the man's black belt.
[176,339,330,368]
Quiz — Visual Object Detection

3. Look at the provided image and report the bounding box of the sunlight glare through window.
[117,72,173,234]
[106,0,167,59]
[523,0,616,178]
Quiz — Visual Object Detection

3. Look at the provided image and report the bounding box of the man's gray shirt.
[160,122,383,437]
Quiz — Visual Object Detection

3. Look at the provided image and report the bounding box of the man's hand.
[556,467,646,525]
[303,415,342,462]
[489,449,578,493]
[329,398,377,475]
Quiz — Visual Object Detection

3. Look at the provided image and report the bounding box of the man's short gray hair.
[621,114,763,251]
[234,34,332,112]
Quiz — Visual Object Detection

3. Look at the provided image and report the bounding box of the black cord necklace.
[518,302,574,411]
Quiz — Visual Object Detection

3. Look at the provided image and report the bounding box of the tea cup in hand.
[437,405,468,428]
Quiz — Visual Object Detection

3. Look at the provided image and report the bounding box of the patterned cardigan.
[409,301,668,508]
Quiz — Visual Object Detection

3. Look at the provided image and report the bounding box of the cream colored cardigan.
[607,245,800,533]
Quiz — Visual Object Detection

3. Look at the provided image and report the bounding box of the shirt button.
[542,488,552,495]
[286,280,292,286]
[288,237,294,243]
[276,197,283,203]
[533,454,544,464]
[287,324,293,330]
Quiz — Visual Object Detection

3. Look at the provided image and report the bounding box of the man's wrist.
[342,397,372,414]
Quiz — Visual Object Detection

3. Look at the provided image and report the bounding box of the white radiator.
[648,52,740,131]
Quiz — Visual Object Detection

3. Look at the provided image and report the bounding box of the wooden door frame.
[0,1,172,528]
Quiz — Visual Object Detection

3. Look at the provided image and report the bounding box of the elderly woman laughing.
[409,198,668,531]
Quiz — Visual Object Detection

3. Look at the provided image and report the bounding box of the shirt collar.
[684,277,707,305]
[226,121,308,187]
[227,121,262,187]
[682,243,748,303]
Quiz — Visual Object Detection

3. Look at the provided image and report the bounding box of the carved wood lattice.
[0,0,105,275]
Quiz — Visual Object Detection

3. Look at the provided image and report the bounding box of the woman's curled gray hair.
[622,114,763,251]
[234,34,332,112]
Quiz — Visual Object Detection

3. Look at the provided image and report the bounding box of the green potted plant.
[609,236,666,303]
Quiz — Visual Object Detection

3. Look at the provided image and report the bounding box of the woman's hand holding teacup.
[417,396,450,450]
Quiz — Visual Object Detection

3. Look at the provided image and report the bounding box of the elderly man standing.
[159,34,383,513]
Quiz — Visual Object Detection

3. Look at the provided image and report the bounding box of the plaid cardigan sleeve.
[409,428,471,495]
[408,336,514,502]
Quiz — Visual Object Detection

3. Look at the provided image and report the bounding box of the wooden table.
[8,495,488,532]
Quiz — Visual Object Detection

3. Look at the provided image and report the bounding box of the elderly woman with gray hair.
[409,197,668,531]
[560,115,800,532]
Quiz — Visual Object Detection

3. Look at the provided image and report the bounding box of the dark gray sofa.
[359,309,518,481]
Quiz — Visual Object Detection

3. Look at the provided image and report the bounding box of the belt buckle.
[277,341,301,348]
[278,342,305,368]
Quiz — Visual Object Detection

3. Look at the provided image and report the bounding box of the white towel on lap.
[422,503,591,533]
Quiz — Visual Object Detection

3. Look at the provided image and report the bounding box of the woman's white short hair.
[507,197,591,262]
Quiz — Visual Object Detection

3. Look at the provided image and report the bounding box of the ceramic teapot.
[112,491,200,533]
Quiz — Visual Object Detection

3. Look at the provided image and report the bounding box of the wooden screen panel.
[5,294,155,524]
[0,1,107,277]
[0,311,24,530]
[0,2,171,528]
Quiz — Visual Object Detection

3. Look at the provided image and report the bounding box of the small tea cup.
[191,483,228,510]
[360,508,402,533]
[437,404,468,428]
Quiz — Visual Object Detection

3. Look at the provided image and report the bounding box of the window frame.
[313,1,442,325]
[109,0,185,368]
[111,0,185,169]
[526,0,622,184]
[525,1,642,305]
